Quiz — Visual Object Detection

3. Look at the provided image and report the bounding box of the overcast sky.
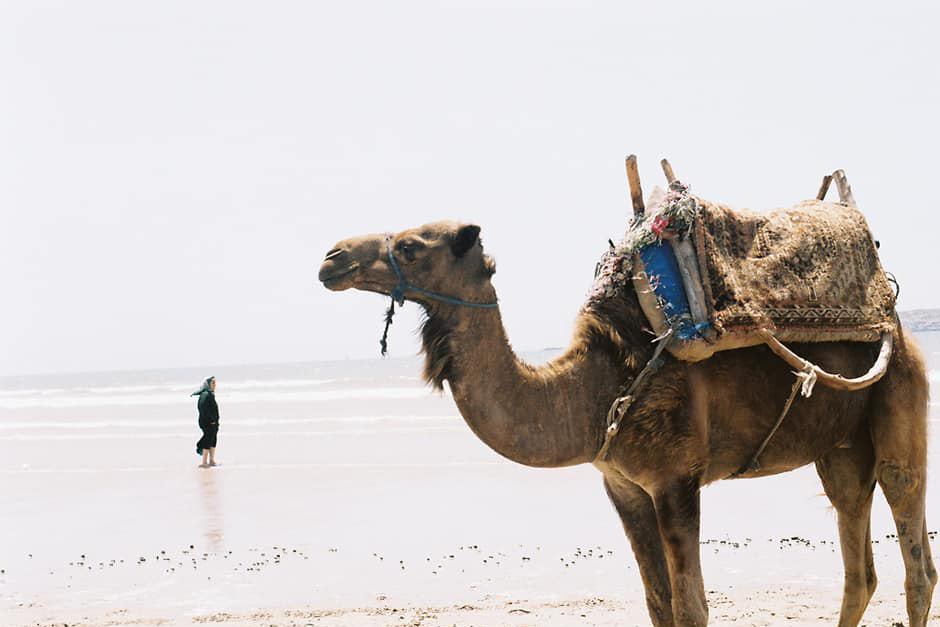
[1,1,937,377]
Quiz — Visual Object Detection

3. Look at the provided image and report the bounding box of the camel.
[318,219,934,627]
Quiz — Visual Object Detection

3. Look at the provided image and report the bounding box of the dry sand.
[8,583,940,627]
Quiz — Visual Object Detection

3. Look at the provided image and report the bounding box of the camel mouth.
[319,262,360,290]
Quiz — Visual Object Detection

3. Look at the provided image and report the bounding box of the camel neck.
[430,304,620,468]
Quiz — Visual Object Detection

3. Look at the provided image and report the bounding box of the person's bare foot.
[209,461,219,467]
[199,463,210,468]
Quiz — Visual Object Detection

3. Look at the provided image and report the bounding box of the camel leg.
[877,460,932,627]
[815,430,877,627]
[922,521,938,586]
[870,332,935,627]
[604,477,675,627]
[652,478,707,627]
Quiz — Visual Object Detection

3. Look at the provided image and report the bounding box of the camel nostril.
[319,246,359,285]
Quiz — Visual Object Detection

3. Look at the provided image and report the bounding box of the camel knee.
[876,461,920,507]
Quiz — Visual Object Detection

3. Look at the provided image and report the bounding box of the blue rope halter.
[385,235,498,308]
[380,234,498,355]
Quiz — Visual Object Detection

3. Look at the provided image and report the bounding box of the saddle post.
[624,154,645,218]
[816,174,833,200]
[660,158,677,184]
[657,158,711,336]
[832,169,857,207]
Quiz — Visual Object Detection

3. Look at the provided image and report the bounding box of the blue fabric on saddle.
[637,244,705,341]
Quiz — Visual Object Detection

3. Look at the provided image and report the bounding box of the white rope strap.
[757,329,894,391]
[728,329,894,478]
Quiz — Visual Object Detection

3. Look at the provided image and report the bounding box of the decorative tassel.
[795,365,818,398]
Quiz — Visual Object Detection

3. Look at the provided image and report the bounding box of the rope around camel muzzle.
[378,235,498,356]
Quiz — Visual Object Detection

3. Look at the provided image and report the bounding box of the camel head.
[318,221,497,310]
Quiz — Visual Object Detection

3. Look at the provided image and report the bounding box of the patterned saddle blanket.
[586,183,897,361]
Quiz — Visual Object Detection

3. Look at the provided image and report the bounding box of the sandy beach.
[3,337,940,627]
[5,0,940,623]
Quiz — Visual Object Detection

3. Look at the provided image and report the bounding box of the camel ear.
[451,224,480,258]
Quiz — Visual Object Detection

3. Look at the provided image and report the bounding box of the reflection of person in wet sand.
[199,470,224,550]
[192,376,220,468]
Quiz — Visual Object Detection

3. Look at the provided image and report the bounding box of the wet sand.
[5,458,940,626]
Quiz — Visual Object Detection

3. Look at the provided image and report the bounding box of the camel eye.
[397,241,423,262]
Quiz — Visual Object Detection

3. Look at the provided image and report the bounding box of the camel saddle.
[587,182,897,362]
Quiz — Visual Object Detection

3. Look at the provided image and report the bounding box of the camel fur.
[319,221,934,627]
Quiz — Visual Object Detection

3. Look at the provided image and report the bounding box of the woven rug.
[694,197,896,344]
[585,184,897,361]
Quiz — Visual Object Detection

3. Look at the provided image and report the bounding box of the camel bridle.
[379,234,498,355]
[384,235,499,309]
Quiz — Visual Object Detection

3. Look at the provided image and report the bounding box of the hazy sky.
[2,1,938,377]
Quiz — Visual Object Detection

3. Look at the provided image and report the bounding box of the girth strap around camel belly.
[728,330,893,477]
[594,330,894,467]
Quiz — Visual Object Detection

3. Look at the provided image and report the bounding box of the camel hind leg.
[922,521,938,586]
[870,330,935,627]
[815,426,877,627]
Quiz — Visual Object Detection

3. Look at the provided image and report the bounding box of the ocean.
[1,336,938,617]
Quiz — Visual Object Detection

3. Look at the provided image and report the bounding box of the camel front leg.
[604,477,675,627]
[653,478,707,627]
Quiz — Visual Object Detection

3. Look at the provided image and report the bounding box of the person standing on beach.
[193,376,220,468]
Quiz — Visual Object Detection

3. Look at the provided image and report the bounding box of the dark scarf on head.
[191,376,215,408]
